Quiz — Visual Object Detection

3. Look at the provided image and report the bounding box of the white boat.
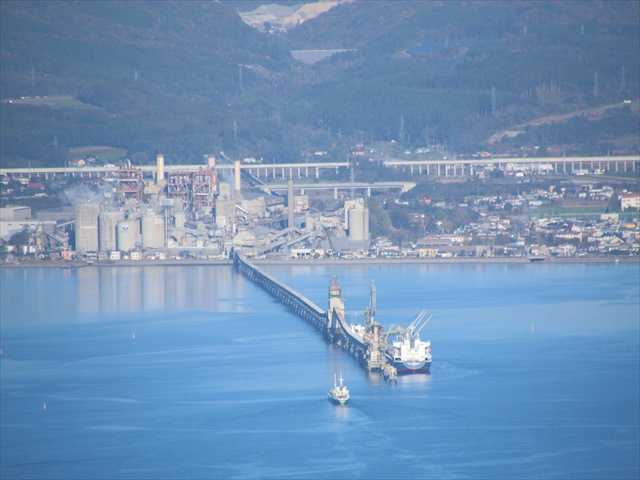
[328,372,350,405]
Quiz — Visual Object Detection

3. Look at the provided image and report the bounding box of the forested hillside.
[286,0,639,149]
[1,0,638,167]
[0,0,291,165]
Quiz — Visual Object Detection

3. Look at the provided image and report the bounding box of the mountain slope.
[1,0,638,167]
[283,0,640,150]
[0,0,292,165]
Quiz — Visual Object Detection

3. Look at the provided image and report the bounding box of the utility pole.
[287,179,295,234]
[350,157,355,198]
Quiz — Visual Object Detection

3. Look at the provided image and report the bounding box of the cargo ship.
[384,311,432,374]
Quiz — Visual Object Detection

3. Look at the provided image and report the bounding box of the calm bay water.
[1,263,639,479]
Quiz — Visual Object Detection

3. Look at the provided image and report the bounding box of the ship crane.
[406,310,431,348]
[407,310,431,338]
[383,310,431,346]
[364,281,377,326]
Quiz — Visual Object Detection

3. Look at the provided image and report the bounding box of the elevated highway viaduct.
[383,155,640,177]
[263,181,416,198]
[0,161,350,181]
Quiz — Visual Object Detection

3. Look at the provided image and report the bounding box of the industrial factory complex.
[0,150,639,264]
[1,153,375,263]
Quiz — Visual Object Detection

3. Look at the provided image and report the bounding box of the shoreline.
[1,256,638,269]
[0,259,232,269]
[254,256,640,266]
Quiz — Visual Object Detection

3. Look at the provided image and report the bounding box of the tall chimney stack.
[156,153,165,184]
[234,160,241,195]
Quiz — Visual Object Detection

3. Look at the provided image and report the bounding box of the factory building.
[191,169,217,211]
[242,196,266,218]
[218,182,231,199]
[165,168,217,212]
[620,192,640,211]
[215,198,236,228]
[115,165,144,201]
[75,203,100,252]
[117,219,140,252]
[0,205,31,221]
[98,211,122,252]
[0,220,56,242]
[141,211,165,249]
[294,195,309,213]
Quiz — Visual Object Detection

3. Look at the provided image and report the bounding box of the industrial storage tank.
[98,211,122,252]
[173,211,185,230]
[117,219,140,252]
[74,203,100,252]
[142,212,165,249]
[348,205,369,241]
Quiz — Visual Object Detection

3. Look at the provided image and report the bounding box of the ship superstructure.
[328,372,350,405]
[383,311,432,374]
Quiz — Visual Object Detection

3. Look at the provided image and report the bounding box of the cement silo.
[99,211,122,252]
[141,212,165,249]
[74,203,100,252]
[117,219,140,252]
[156,153,165,184]
[348,204,369,241]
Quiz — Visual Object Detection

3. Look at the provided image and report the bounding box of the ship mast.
[365,281,377,326]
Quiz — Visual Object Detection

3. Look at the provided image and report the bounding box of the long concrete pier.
[233,253,386,371]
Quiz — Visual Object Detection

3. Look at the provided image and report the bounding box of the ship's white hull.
[386,335,432,375]
[387,356,431,375]
[328,394,349,405]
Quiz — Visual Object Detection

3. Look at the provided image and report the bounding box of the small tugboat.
[328,372,350,405]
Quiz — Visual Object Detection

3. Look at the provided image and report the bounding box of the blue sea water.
[0,263,638,479]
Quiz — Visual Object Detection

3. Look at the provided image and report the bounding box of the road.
[487,100,637,145]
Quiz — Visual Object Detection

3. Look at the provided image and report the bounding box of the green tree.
[368,199,392,237]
